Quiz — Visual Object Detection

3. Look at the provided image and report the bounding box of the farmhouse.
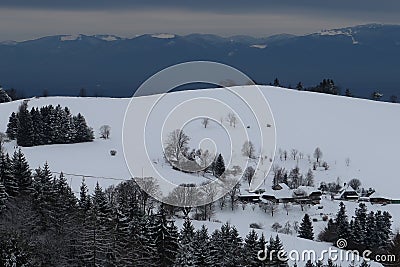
[334,185,359,201]
[259,183,322,205]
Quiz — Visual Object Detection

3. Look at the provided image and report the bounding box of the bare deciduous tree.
[164,183,201,217]
[134,177,160,214]
[283,202,292,215]
[261,200,278,217]
[227,112,237,127]
[271,222,282,232]
[348,178,361,190]
[243,166,255,186]
[291,149,298,160]
[313,147,323,163]
[198,149,214,175]
[283,150,288,160]
[242,140,256,159]
[222,178,241,211]
[201,118,210,128]
[99,125,111,139]
[164,129,190,163]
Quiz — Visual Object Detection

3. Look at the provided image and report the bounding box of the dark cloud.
[1,0,399,15]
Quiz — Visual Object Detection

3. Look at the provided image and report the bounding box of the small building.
[259,184,322,205]
[369,192,400,205]
[238,193,261,203]
[334,185,359,201]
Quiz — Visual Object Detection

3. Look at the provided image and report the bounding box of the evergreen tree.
[0,153,18,197]
[175,217,196,266]
[318,218,337,243]
[73,113,94,143]
[32,162,56,228]
[213,154,226,178]
[243,229,260,267]
[335,202,350,240]
[0,181,8,212]
[16,102,34,147]
[375,211,392,250]
[79,178,91,212]
[30,107,44,145]
[209,223,243,266]
[296,82,303,91]
[388,232,400,264]
[352,203,367,245]
[305,260,315,267]
[268,235,287,266]
[6,112,19,140]
[298,214,314,240]
[345,89,353,97]
[364,211,377,249]
[0,87,12,103]
[11,149,32,194]
[193,225,211,266]
[152,204,179,267]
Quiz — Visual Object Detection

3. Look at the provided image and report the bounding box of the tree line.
[6,102,94,147]
[319,202,396,264]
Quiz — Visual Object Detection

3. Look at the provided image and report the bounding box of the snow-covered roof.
[369,191,400,200]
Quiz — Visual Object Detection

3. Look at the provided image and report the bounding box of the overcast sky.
[1,0,399,41]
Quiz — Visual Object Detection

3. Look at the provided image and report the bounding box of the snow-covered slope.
[1,86,399,199]
[1,85,399,266]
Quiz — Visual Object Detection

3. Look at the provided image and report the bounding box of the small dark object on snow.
[110,150,117,156]
[247,126,250,129]
[267,124,272,127]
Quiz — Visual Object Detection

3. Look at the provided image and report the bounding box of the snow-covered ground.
[1,85,399,266]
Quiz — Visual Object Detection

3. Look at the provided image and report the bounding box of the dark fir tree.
[152,204,179,267]
[16,102,34,147]
[213,153,226,178]
[335,202,350,240]
[0,152,18,197]
[175,217,196,266]
[193,225,211,267]
[79,178,91,212]
[364,211,377,249]
[243,229,260,267]
[0,181,7,212]
[6,112,19,140]
[298,214,314,240]
[296,82,303,91]
[0,87,12,103]
[73,113,94,143]
[11,149,32,194]
[352,203,367,245]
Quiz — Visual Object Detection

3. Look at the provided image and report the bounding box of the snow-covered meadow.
[1,85,399,266]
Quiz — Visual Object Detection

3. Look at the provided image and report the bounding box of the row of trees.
[278,147,323,164]
[272,78,397,103]
[272,166,315,189]
[0,150,291,266]
[6,102,94,147]
[319,202,394,258]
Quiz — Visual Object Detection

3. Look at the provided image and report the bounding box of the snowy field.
[1,85,399,266]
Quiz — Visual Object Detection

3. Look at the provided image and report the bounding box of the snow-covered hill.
[0,85,399,266]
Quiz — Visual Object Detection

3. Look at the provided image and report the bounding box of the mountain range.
[1,24,400,99]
